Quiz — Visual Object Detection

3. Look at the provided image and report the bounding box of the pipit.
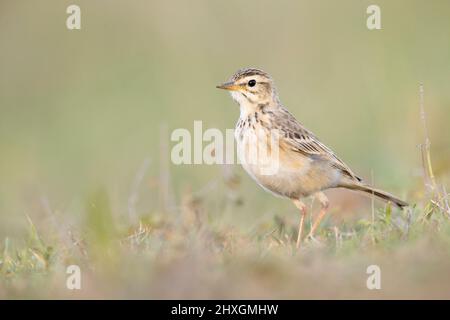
[217,68,408,248]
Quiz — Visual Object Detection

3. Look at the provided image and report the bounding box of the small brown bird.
[217,68,408,248]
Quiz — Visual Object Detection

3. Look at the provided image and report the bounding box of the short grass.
[1,176,449,299]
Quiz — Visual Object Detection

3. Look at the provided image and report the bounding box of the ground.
[1,175,449,299]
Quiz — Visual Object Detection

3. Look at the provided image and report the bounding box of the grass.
[0,175,449,299]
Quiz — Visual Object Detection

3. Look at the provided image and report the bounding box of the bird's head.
[216,68,279,108]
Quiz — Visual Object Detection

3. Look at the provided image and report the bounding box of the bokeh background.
[1,0,449,299]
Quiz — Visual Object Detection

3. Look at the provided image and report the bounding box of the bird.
[216,68,408,248]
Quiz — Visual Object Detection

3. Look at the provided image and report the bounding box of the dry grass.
[0,171,449,299]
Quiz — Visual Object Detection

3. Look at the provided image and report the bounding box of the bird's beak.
[216,81,241,91]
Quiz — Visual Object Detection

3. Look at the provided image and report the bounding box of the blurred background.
[0,0,449,299]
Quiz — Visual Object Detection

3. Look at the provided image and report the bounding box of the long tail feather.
[341,183,409,209]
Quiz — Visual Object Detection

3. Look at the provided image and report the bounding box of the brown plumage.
[217,68,408,248]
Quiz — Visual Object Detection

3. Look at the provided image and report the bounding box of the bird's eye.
[248,79,256,87]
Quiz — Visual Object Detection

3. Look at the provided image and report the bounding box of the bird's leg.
[307,192,329,239]
[293,199,307,249]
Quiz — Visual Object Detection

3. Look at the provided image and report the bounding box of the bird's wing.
[274,107,362,182]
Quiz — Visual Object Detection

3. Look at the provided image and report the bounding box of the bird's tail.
[340,183,409,209]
